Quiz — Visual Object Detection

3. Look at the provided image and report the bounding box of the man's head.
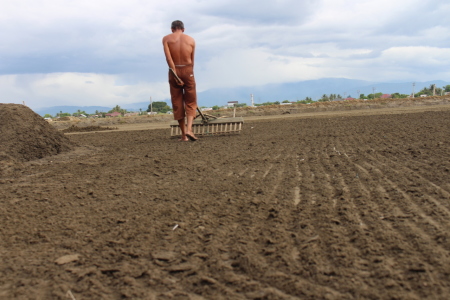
[171,20,184,31]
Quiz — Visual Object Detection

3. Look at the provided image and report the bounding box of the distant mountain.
[33,78,450,115]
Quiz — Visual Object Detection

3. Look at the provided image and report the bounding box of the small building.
[124,112,139,117]
[420,94,427,97]
[380,94,391,99]
[105,112,121,117]
[201,107,213,111]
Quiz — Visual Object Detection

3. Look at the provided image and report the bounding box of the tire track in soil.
[287,137,357,298]
[219,158,295,298]
[323,124,450,299]
[220,139,351,299]
[375,155,450,214]
[255,151,348,299]
[394,157,450,196]
[338,114,450,225]
[350,160,450,298]
[188,140,310,299]
[336,126,450,298]
[362,154,450,247]
[311,139,411,299]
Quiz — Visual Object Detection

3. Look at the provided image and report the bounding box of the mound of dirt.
[55,116,79,121]
[0,104,74,165]
[61,125,118,133]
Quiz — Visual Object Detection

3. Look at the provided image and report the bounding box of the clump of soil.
[0,104,73,165]
[61,125,118,133]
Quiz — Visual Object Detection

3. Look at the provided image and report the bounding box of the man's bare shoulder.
[162,33,175,43]
[183,33,195,41]
[180,34,195,45]
[181,33,194,39]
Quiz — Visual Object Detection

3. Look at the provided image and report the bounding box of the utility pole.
[432,84,436,96]
[250,94,254,107]
[412,82,415,98]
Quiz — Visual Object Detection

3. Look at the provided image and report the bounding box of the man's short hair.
[171,20,184,30]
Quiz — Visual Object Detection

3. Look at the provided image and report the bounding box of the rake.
[168,68,244,137]
[170,107,244,137]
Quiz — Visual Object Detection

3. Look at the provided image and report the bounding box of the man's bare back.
[162,29,195,71]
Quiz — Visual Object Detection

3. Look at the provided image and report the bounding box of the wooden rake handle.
[169,68,184,86]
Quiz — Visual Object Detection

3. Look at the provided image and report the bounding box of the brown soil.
[0,104,73,174]
[1,104,450,299]
[61,125,119,133]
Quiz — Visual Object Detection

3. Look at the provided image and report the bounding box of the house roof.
[106,112,121,116]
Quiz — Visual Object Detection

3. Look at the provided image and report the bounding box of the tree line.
[316,84,450,102]
[43,102,172,119]
[214,84,450,109]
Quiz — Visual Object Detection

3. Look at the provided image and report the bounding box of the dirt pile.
[0,104,73,167]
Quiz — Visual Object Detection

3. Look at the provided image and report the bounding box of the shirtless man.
[163,20,198,141]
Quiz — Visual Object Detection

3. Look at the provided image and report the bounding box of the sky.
[1,0,449,110]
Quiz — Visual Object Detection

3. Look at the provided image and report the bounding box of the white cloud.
[380,46,450,66]
[197,0,319,25]
[0,73,169,110]
[197,47,328,89]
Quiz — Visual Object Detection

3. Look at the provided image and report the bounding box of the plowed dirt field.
[1,107,450,299]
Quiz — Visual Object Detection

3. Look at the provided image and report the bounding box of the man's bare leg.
[185,115,198,140]
[177,118,189,141]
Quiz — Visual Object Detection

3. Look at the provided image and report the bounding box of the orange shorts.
[168,65,197,120]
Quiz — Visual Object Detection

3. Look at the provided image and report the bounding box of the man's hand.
[169,68,184,86]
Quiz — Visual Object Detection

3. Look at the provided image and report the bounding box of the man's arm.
[191,39,195,66]
[162,37,176,71]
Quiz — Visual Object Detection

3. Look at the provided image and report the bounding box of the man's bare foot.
[185,132,198,141]
[178,136,189,142]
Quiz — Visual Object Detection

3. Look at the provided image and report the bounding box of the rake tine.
[170,116,244,137]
